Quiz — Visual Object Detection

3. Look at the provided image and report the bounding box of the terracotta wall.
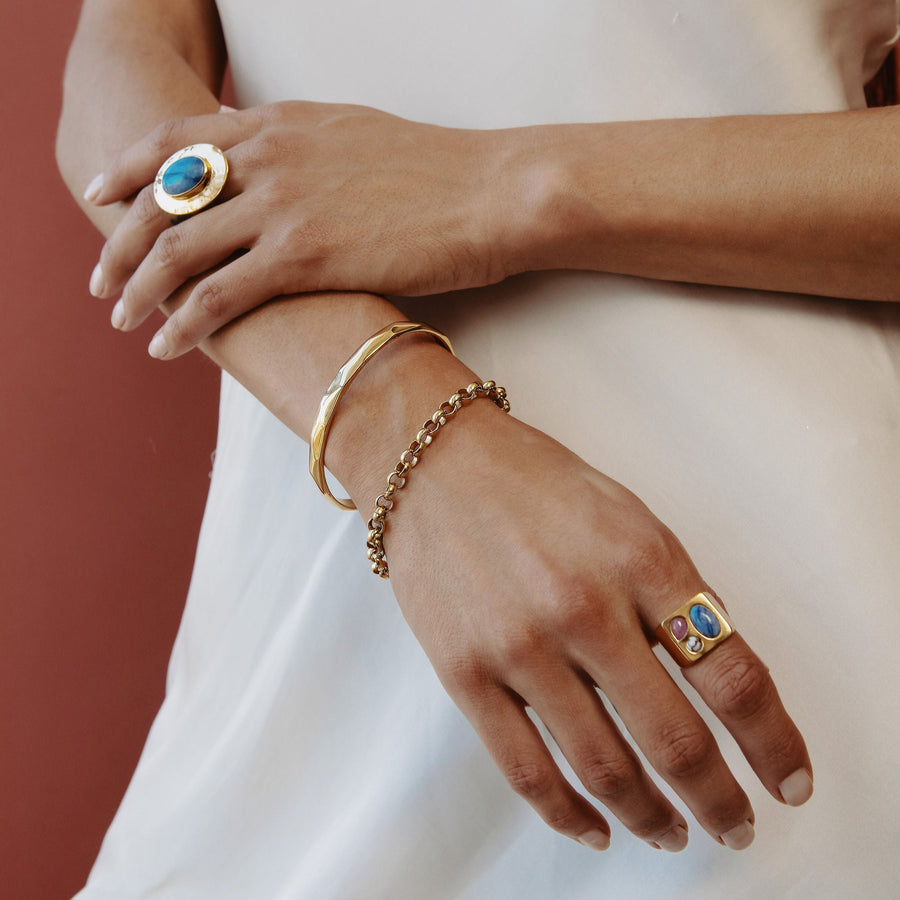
[1,3,219,897]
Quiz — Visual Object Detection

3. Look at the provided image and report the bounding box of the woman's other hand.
[85,102,535,358]
[353,397,813,853]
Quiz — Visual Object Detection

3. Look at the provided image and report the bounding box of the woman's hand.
[86,102,534,358]
[368,400,813,852]
[84,100,900,366]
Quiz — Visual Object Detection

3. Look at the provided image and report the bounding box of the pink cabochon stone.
[671,616,688,640]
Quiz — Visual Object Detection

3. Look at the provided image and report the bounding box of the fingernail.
[577,828,610,852]
[110,300,126,330]
[779,769,814,807]
[148,331,169,359]
[89,263,105,297]
[720,820,755,851]
[655,825,689,853]
[219,104,237,113]
[83,173,104,203]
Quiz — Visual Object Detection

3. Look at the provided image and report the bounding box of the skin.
[88,103,900,359]
[57,0,821,856]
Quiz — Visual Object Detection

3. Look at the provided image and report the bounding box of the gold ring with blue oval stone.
[153,143,229,217]
[656,591,735,666]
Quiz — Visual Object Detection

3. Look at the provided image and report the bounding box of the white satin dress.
[77,2,900,897]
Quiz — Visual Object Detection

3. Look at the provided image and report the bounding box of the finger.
[639,583,813,807]
[116,203,255,333]
[521,667,690,852]
[146,248,284,359]
[92,184,171,301]
[682,629,814,807]
[95,157,254,313]
[86,111,252,207]
[582,633,756,850]
[462,686,613,852]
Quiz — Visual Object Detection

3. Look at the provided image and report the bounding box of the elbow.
[55,111,79,201]
[54,55,90,205]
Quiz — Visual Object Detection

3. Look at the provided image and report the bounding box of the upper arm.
[70,0,227,95]
[57,0,227,232]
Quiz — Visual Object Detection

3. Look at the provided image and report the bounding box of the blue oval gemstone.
[161,156,207,197]
[690,604,721,638]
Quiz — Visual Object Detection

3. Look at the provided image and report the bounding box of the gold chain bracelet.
[366,381,510,578]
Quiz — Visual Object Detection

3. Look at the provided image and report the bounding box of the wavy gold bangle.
[309,322,455,510]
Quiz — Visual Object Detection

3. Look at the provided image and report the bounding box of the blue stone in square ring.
[690,603,722,638]
[655,590,735,666]
[153,143,229,217]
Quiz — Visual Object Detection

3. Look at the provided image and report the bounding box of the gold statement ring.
[656,591,735,666]
[153,143,229,217]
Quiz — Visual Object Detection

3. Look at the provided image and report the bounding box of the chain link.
[366,381,510,578]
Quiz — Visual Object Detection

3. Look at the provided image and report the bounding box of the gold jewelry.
[366,381,510,578]
[656,591,735,666]
[153,144,229,216]
[309,322,455,510]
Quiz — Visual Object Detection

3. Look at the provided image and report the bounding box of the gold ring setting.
[656,591,734,666]
[153,143,229,216]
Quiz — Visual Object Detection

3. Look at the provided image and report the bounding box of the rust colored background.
[1,2,219,897]
[2,2,897,898]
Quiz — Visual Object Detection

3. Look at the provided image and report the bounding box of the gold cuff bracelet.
[309,322,455,509]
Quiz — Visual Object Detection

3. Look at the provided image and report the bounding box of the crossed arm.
[77,39,900,361]
[62,0,900,854]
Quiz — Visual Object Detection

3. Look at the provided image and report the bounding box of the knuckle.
[541,573,630,657]
[709,656,774,721]
[630,812,679,842]
[622,526,689,595]
[133,186,163,226]
[542,803,587,837]
[271,219,303,257]
[153,228,185,273]
[493,622,550,673]
[148,117,185,158]
[280,221,331,279]
[256,178,288,212]
[257,102,288,127]
[255,130,296,167]
[651,719,716,781]
[258,240,302,296]
[764,729,807,772]
[548,575,597,635]
[440,652,490,695]
[579,752,639,802]
[702,795,751,835]
[193,277,229,321]
[503,759,557,803]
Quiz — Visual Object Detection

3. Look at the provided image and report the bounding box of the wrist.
[487,123,604,277]
[324,333,479,510]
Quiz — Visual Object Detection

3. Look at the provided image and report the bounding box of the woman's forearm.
[56,0,467,505]
[85,96,900,370]
[513,108,900,301]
